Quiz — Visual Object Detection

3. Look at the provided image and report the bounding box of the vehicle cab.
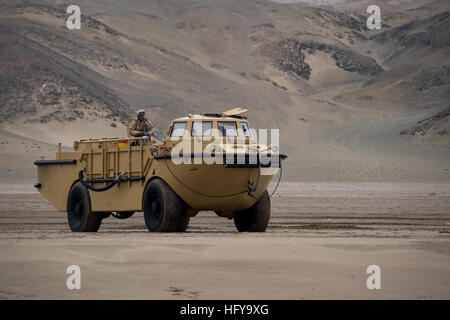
[162,107,258,155]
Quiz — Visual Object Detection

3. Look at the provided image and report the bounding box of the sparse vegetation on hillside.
[0,0,449,182]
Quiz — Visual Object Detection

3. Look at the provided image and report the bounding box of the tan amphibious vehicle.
[34,107,287,232]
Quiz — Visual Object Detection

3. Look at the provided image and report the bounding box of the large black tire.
[176,211,190,232]
[143,179,182,232]
[112,211,135,219]
[67,182,103,232]
[234,189,270,232]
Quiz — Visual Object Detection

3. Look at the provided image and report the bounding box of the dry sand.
[0,182,449,299]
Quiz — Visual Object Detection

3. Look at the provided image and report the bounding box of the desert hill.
[0,0,449,183]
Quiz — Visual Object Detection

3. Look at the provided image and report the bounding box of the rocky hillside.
[0,4,130,126]
[0,28,128,125]
[0,0,449,182]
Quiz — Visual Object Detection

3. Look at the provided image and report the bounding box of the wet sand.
[0,183,449,299]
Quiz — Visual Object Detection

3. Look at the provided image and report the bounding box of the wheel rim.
[151,200,161,219]
[68,192,84,229]
[146,194,163,230]
[74,200,83,218]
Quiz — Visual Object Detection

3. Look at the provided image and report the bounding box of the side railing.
[75,137,153,187]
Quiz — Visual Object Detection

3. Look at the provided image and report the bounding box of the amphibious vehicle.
[34,107,287,232]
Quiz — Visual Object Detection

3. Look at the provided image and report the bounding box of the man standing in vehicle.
[128,109,157,153]
[128,109,153,138]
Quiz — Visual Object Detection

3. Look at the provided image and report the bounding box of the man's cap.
[136,109,145,116]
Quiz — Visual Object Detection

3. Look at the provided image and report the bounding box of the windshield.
[192,121,212,137]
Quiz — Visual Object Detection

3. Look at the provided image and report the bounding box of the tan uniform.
[128,118,153,137]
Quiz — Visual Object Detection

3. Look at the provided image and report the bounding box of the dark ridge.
[0,25,130,123]
[259,39,383,80]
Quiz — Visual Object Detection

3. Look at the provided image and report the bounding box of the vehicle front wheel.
[176,211,190,232]
[143,179,182,232]
[234,189,270,232]
[67,182,103,232]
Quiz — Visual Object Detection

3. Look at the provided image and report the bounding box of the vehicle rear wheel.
[67,182,103,232]
[234,189,270,232]
[176,209,190,232]
[112,211,135,219]
[143,179,182,232]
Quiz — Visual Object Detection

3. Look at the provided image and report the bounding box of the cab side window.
[240,121,251,137]
[171,122,187,137]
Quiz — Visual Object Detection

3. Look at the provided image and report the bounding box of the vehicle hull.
[35,143,284,213]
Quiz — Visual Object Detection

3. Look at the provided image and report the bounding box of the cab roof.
[172,107,248,122]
